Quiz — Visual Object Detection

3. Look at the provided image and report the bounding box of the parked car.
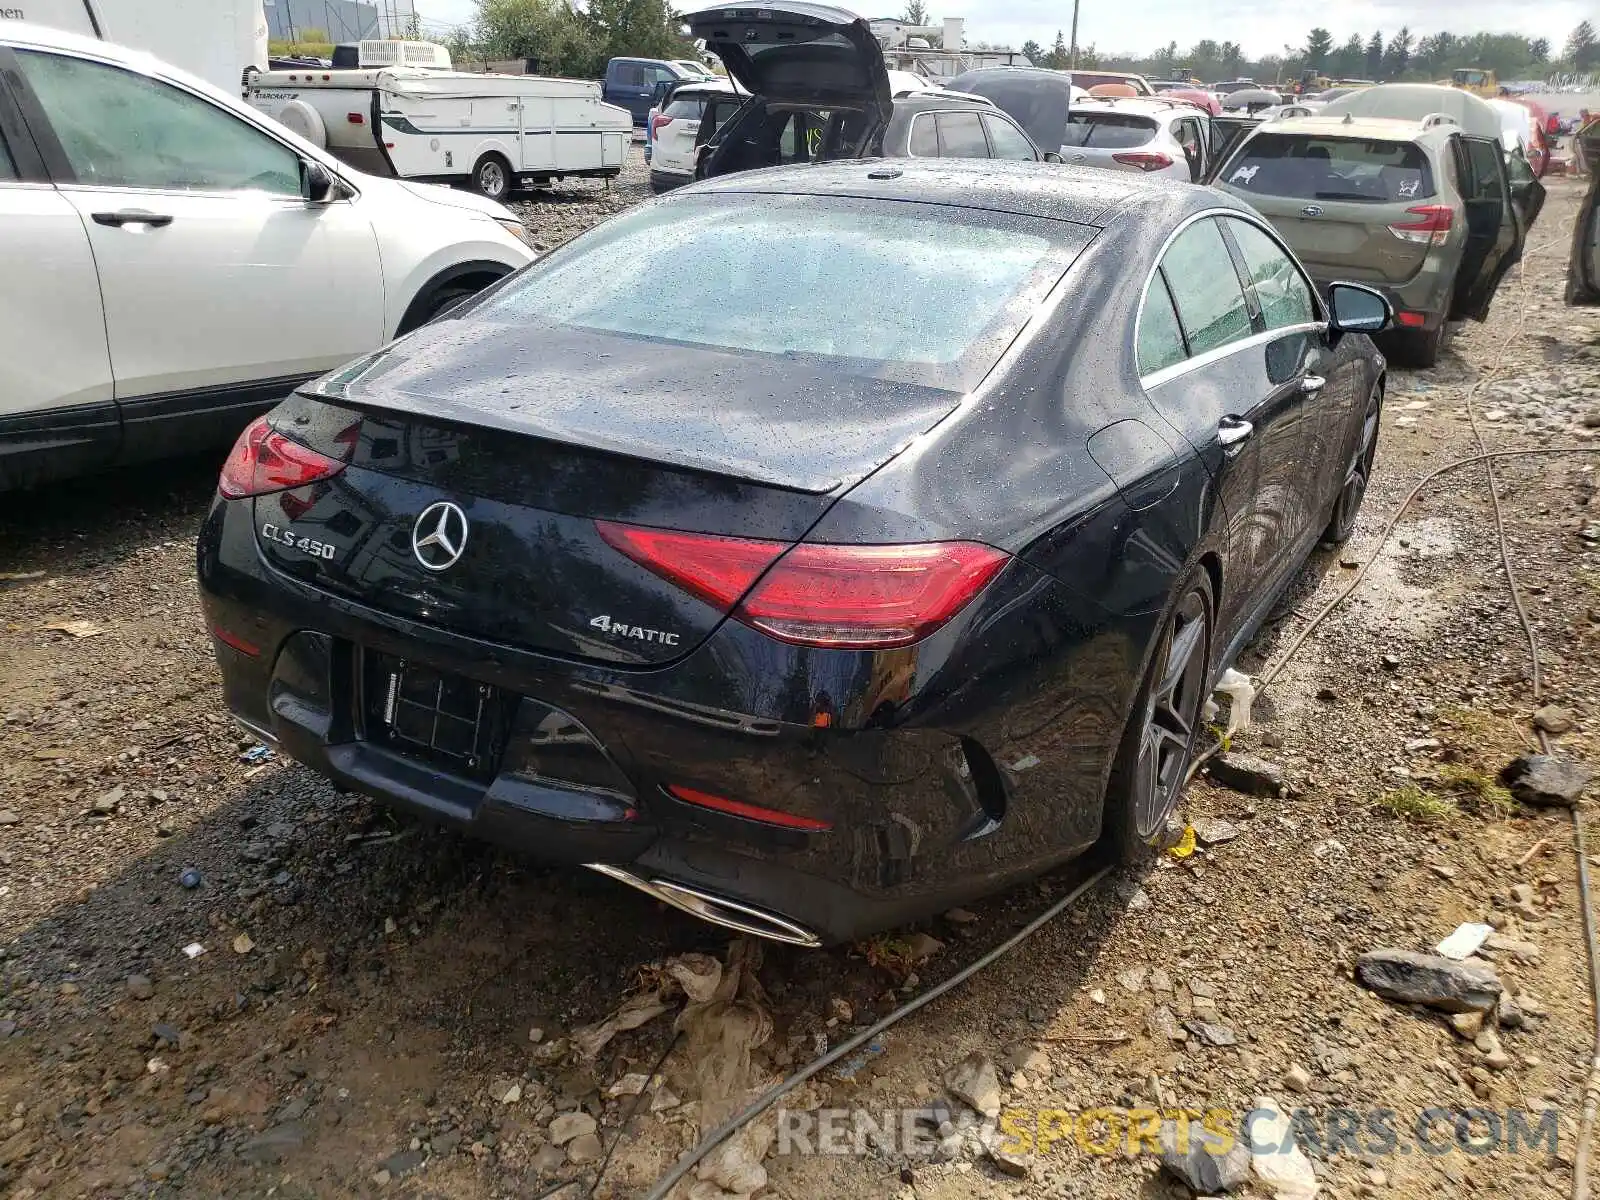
[0,23,535,490]
[687,6,1057,181]
[1221,87,1283,113]
[197,156,1392,946]
[649,79,742,191]
[602,56,689,125]
[1211,113,1542,366]
[1064,69,1154,96]
[1320,84,1546,239]
[940,66,1097,154]
[672,58,715,79]
[1057,97,1213,181]
[1568,122,1599,303]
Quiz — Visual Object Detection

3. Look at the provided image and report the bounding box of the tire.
[1395,324,1443,368]
[471,153,513,201]
[276,99,327,150]
[396,285,479,336]
[1321,382,1383,545]
[1102,570,1214,864]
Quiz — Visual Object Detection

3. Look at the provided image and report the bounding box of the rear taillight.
[1388,204,1453,246]
[651,113,673,136]
[596,521,1009,649]
[1112,151,1173,172]
[218,416,348,499]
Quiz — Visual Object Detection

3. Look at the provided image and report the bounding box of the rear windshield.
[1061,112,1157,148]
[474,194,1089,390]
[663,96,709,119]
[1221,133,1435,203]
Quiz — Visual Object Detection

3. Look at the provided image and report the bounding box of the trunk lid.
[252,392,843,666]
[685,2,891,121]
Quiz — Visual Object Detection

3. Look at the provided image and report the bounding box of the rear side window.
[908,113,938,156]
[615,63,646,87]
[1221,133,1435,203]
[937,111,990,158]
[1160,219,1254,356]
[1224,217,1318,330]
[1137,270,1188,375]
[0,132,15,180]
[663,96,708,120]
[1455,137,1504,200]
[1061,113,1156,149]
[984,115,1037,160]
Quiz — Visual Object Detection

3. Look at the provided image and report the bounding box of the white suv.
[1057,97,1212,182]
[649,80,742,192]
[0,24,536,490]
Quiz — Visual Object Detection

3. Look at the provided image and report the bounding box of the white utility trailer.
[246,46,633,200]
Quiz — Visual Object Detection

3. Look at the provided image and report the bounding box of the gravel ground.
[1,158,1599,1199]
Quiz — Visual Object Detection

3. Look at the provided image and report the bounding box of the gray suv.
[1213,114,1541,365]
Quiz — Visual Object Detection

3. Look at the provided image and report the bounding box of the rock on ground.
[1500,754,1595,807]
[1354,949,1502,1013]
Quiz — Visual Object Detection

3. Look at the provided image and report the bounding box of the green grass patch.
[1376,784,1457,822]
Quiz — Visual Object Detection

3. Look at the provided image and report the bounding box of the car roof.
[676,157,1236,228]
[891,91,995,112]
[1068,97,1191,117]
[667,80,739,96]
[1255,114,1449,143]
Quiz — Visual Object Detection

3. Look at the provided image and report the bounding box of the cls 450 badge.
[261,523,339,561]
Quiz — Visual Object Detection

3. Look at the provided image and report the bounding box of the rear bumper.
[197,496,1122,943]
[650,167,693,190]
[1311,253,1453,329]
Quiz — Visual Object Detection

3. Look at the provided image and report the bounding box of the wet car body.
[199,160,1390,945]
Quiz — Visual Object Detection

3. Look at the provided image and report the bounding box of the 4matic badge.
[589,614,681,646]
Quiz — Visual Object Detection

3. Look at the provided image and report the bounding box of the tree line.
[1018,23,1596,86]
[445,0,690,77]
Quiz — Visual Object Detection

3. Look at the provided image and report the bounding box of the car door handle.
[92,210,174,228]
[1299,374,1327,394]
[1217,416,1254,451]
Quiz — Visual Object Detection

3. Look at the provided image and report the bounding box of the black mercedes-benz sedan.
[198,159,1390,946]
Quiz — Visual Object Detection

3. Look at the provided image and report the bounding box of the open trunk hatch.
[686,2,891,119]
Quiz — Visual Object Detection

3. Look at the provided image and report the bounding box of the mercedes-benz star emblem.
[411,501,469,572]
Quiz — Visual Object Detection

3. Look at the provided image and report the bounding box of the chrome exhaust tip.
[585,863,822,948]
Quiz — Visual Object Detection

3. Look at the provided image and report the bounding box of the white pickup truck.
[246,40,633,200]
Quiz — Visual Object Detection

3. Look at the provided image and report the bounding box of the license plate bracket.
[359,650,512,782]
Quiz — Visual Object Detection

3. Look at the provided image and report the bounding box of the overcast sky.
[417,0,1586,59]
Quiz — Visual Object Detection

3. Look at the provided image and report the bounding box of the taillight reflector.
[666,785,832,831]
[1387,204,1453,246]
[347,112,365,124]
[218,416,348,499]
[1394,310,1428,328]
[211,623,260,657]
[596,521,1009,649]
[1112,151,1173,172]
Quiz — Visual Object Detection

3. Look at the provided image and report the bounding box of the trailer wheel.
[471,153,513,201]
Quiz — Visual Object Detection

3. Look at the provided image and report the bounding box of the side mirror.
[302,160,336,203]
[1043,150,1063,163]
[1327,282,1392,334]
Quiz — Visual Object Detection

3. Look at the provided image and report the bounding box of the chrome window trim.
[906,110,936,157]
[1134,206,1328,388]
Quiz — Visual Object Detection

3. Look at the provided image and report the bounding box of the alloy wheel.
[478,160,507,199]
[1132,587,1210,839]
[1331,387,1382,539]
